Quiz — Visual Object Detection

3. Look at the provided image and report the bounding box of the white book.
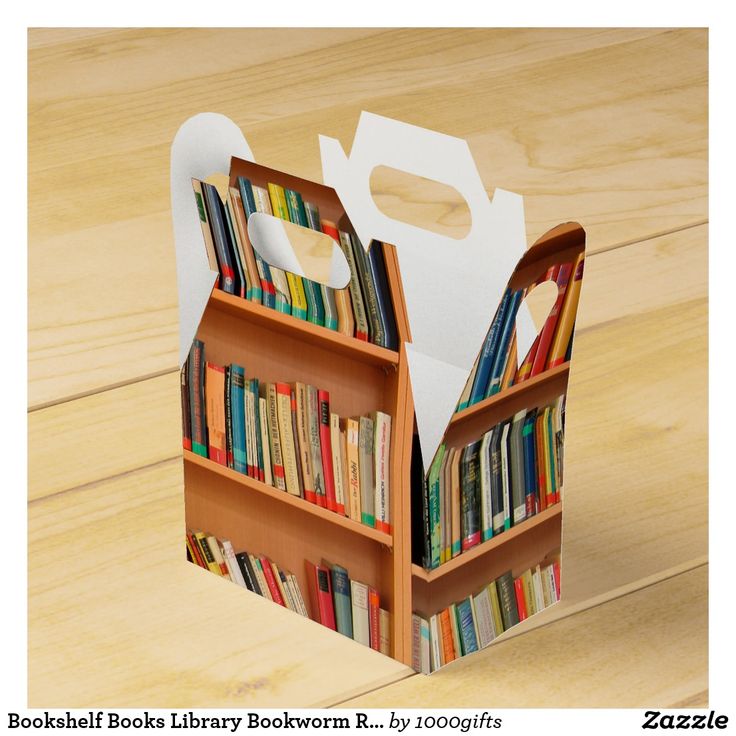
[546,563,559,602]
[221,540,247,588]
[472,588,495,648]
[429,614,441,673]
[330,413,346,514]
[350,580,370,646]
[500,422,512,529]
[288,574,308,617]
[479,430,493,541]
[372,411,391,532]
[533,566,545,613]
[259,397,273,486]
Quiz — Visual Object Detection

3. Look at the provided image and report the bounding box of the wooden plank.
[341,565,708,707]
[28,462,412,707]
[28,28,706,406]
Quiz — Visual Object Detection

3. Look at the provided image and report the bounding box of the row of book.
[181,339,392,532]
[412,558,561,673]
[419,395,565,570]
[306,559,390,654]
[186,530,309,617]
[193,176,399,350]
[457,253,584,412]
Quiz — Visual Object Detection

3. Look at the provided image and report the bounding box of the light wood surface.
[27,28,708,708]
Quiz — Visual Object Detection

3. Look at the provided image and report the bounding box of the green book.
[427,444,446,569]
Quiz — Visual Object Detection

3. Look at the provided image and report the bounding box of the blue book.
[456,597,479,655]
[329,564,353,639]
[230,365,247,474]
[486,289,523,398]
[522,410,539,517]
[367,241,399,351]
[237,176,276,309]
[468,290,511,407]
[251,378,263,481]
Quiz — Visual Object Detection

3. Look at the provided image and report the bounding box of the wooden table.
[28,27,708,707]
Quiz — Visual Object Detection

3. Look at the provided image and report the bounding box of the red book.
[368,588,381,651]
[205,363,227,466]
[318,389,337,513]
[530,263,573,377]
[553,561,561,601]
[258,556,285,606]
[305,561,336,629]
[514,577,528,621]
[187,533,206,568]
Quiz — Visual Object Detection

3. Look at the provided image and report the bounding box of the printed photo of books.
[456,253,584,412]
[306,560,390,654]
[420,395,565,570]
[192,176,399,350]
[181,339,392,533]
[412,557,560,673]
[186,531,309,617]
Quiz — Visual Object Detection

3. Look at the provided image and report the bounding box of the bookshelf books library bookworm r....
[179,155,586,672]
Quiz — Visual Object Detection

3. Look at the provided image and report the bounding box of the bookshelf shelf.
[411,503,562,583]
[184,450,394,547]
[209,289,400,369]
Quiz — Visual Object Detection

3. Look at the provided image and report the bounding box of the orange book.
[438,608,456,664]
[530,262,573,377]
[205,362,227,465]
[516,268,557,383]
[368,588,381,651]
[547,251,585,368]
[500,331,518,390]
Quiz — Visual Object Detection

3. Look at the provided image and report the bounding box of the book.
[264,384,286,491]
[204,363,227,466]
[188,340,207,457]
[350,580,371,647]
[530,262,573,376]
[338,229,369,341]
[456,597,479,655]
[194,532,222,576]
[440,448,452,564]
[235,551,258,593]
[479,429,493,542]
[469,289,510,405]
[352,235,384,346]
[259,397,273,486]
[522,409,539,517]
[373,411,391,534]
[548,252,585,368]
[230,366,247,474]
[294,383,316,504]
[499,420,512,531]
[330,413,346,516]
[252,184,291,314]
[201,181,236,295]
[427,444,446,569]
[344,418,362,522]
[329,563,353,639]
[429,615,441,672]
[438,608,456,664]
[289,387,304,492]
[379,608,391,656]
[358,416,375,527]
[412,614,430,674]
[448,603,462,658]
[510,410,527,525]
[496,571,520,630]
[366,241,399,351]
[514,576,529,621]
[191,179,220,285]
[222,198,248,298]
[307,385,326,508]
[318,390,338,512]
[368,587,381,651]
[228,186,262,302]
[304,201,339,331]
[460,440,482,551]
[180,363,192,451]
[321,220,355,337]
[488,580,505,637]
[275,382,301,496]
[268,182,308,320]
[450,448,462,557]
[305,560,336,630]
[472,587,496,648]
[486,289,523,397]
[224,367,233,468]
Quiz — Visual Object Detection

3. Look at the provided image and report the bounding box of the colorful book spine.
[486,289,523,397]
[304,201,339,331]
[469,290,510,405]
[188,339,207,457]
[460,441,482,550]
[204,362,227,466]
[366,241,399,351]
[530,262,573,377]
[358,416,375,527]
[548,252,585,368]
[330,564,353,639]
[295,383,316,504]
[191,179,220,285]
[266,384,286,492]
[201,182,236,295]
[230,365,247,474]
[330,413,346,516]
[373,411,391,534]
[305,561,336,630]
[228,186,262,303]
[457,597,479,655]
[322,220,355,337]
[318,390,338,513]
[307,385,325,508]
[180,363,192,451]
[338,230,369,341]
[427,444,446,568]
[345,418,362,522]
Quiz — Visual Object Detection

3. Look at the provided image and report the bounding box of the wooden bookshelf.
[184,157,415,666]
[182,157,585,670]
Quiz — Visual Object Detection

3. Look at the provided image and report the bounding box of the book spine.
[479,431,494,543]
[460,442,481,551]
[243,380,255,478]
[289,388,304,493]
[429,615,441,673]
[252,379,264,481]
[488,580,505,636]
[428,445,445,569]
[205,363,227,466]
[318,390,338,512]
[295,383,316,504]
[202,182,235,294]
[251,556,271,600]
[230,366,247,474]
[180,363,192,451]
[330,413,346,516]
[221,541,246,588]
[267,383,286,491]
[338,230,369,341]
[331,566,353,639]
[259,556,285,605]
[379,608,391,656]
[223,199,247,298]
[500,331,518,390]
[275,383,301,496]
[194,532,221,575]
[367,241,399,351]
[353,236,384,346]
[238,553,260,595]
[228,187,262,302]
[496,572,520,630]
[450,449,462,556]
[472,589,495,648]
[259,396,273,486]
[191,179,220,284]
[224,367,233,468]
[304,201,339,331]
[189,340,208,457]
[237,177,275,307]
[351,580,370,646]
[514,577,528,622]
[186,532,206,568]
[548,252,585,368]
[438,608,455,664]
[207,536,230,578]
[457,598,479,654]
[469,290,510,405]
[322,220,355,337]
[486,290,523,397]
[345,418,362,522]
[358,416,375,527]
[490,428,505,535]
[307,385,325,507]
[368,588,381,651]
[523,411,539,517]
[373,411,391,534]
[317,566,337,629]
[531,262,573,377]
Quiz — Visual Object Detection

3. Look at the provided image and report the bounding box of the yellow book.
[294,382,315,503]
[275,383,301,496]
[521,569,536,616]
[194,532,222,575]
[344,417,362,522]
[547,251,585,368]
[268,183,308,320]
[207,535,231,581]
[541,406,554,502]
[252,184,291,314]
[500,331,518,390]
[330,412,346,516]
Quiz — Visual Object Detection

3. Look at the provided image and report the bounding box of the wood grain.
[342,565,708,708]
[28,462,411,707]
[28,28,707,407]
